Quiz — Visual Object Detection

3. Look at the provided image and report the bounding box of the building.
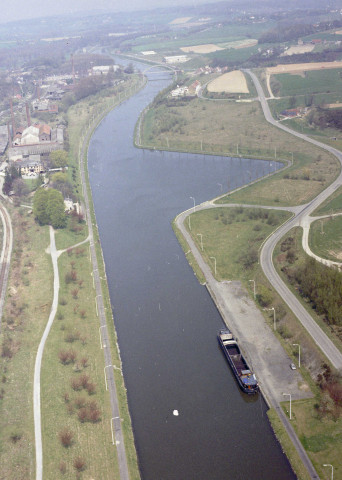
[164,55,188,64]
[90,65,120,75]
[39,125,51,142]
[0,126,9,155]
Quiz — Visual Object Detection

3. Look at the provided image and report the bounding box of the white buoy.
[173,410,179,416]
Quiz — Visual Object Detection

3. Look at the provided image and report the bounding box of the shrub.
[59,461,67,474]
[72,288,79,299]
[59,428,74,447]
[80,356,89,368]
[257,285,273,307]
[86,382,96,395]
[71,378,82,391]
[10,430,22,444]
[77,408,88,423]
[74,396,87,409]
[73,457,86,472]
[79,374,90,389]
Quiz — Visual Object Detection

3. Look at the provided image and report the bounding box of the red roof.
[39,124,51,135]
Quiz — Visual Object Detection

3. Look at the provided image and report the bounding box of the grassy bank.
[216,149,339,207]
[309,215,342,262]
[139,96,338,176]
[0,75,143,479]
[185,206,290,281]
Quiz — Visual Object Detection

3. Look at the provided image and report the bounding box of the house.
[39,125,51,142]
[17,156,44,176]
[170,86,189,97]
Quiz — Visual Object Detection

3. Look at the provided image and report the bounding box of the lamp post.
[218,183,223,192]
[249,279,256,299]
[323,464,333,480]
[263,307,276,330]
[190,196,195,213]
[283,393,292,419]
[197,233,203,251]
[210,256,217,275]
[293,343,301,368]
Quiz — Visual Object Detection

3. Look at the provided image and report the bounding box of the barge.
[218,328,259,394]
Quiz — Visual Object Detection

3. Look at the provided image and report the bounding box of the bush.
[59,461,67,474]
[257,285,273,307]
[73,457,86,472]
[59,428,74,447]
[10,430,22,444]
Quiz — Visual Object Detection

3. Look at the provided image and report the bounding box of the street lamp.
[210,256,217,275]
[263,307,276,330]
[249,279,256,299]
[197,233,203,251]
[293,343,301,368]
[190,196,196,213]
[323,464,333,480]
[283,393,292,420]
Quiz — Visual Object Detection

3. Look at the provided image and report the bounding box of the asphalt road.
[246,69,342,371]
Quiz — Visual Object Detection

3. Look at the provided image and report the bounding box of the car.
[290,363,296,370]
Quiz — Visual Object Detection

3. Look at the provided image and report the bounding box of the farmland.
[270,68,342,97]
[207,71,249,93]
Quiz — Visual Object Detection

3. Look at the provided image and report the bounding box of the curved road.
[245,69,342,370]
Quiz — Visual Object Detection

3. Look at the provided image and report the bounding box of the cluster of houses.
[169,80,201,98]
[194,65,229,75]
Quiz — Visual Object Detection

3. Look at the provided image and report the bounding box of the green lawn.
[309,215,342,262]
[187,207,290,281]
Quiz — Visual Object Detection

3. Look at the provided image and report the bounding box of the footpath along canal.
[88,63,296,480]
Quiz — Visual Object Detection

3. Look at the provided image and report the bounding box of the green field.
[273,69,342,97]
[124,22,275,53]
[208,44,260,65]
[187,207,290,281]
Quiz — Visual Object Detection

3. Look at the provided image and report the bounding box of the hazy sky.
[1,0,214,24]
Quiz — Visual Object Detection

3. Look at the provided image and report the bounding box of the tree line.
[287,257,342,326]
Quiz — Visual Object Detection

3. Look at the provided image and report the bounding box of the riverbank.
[0,73,144,479]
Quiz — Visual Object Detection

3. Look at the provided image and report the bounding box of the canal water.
[88,65,295,480]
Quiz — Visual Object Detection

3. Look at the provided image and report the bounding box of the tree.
[46,189,67,228]
[50,172,73,198]
[33,189,49,225]
[33,188,67,228]
[2,165,20,195]
[12,178,29,197]
[124,62,134,74]
[50,150,68,168]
